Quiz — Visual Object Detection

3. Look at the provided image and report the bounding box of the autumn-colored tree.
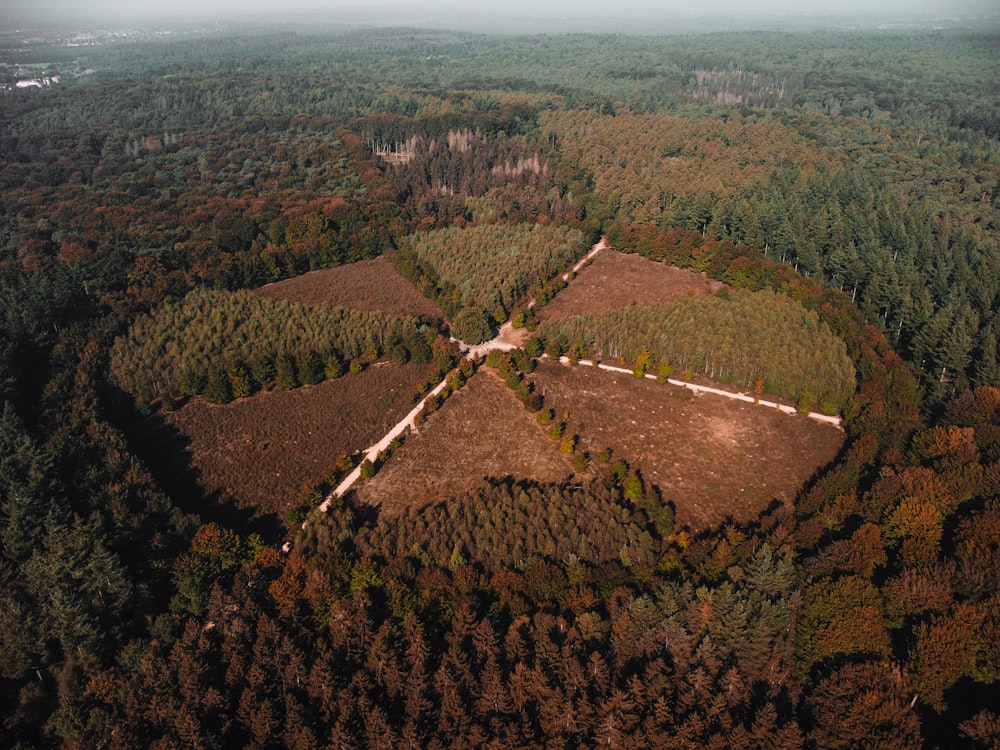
[804,661,921,750]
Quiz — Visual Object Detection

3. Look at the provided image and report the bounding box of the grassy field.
[352,369,577,517]
[535,248,724,320]
[530,359,844,529]
[253,255,445,319]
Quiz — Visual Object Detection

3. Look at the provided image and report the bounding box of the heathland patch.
[352,369,576,517]
[535,248,724,321]
[253,255,445,319]
[529,360,846,530]
[138,360,439,533]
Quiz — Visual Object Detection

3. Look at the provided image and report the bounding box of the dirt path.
[556,356,842,427]
[296,235,838,542]
[310,238,608,518]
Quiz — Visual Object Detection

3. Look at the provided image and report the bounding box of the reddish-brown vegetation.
[353,369,576,516]
[535,248,724,321]
[148,361,437,528]
[253,256,445,319]
[531,359,845,530]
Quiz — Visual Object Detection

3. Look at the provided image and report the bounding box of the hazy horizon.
[3,0,996,33]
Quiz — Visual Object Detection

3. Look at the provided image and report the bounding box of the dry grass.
[253,256,444,319]
[353,369,577,517]
[536,248,723,321]
[137,361,437,536]
[531,360,845,530]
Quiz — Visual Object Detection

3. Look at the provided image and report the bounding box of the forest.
[108,287,433,410]
[537,287,856,412]
[0,18,998,750]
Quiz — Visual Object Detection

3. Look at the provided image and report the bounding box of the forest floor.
[132,361,437,539]
[535,247,724,321]
[253,255,445,319]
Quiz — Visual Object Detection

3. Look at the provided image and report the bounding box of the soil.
[352,369,577,517]
[530,359,845,530]
[536,248,724,321]
[135,361,437,539]
[253,255,445,319]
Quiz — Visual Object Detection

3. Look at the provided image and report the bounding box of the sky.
[2,0,995,31]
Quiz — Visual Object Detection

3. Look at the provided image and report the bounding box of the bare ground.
[531,359,845,530]
[536,248,724,321]
[352,369,577,517]
[253,255,445,319]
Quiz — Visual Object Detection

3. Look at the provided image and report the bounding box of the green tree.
[205,368,234,404]
[276,354,299,390]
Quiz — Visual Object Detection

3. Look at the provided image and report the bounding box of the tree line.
[394,224,588,342]
[109,288,433,410]
[538,287,856,412]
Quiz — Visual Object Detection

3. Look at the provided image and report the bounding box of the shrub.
[451,306,493,344]
[525,336,544,358]
[797,388,816,416]
[325,354,344,379]
[179,367,206,398]
[657,359,674,383]
[523,392,544,412]
[229,362,253,398]
[623,471,644,501]
[251,356,275,387]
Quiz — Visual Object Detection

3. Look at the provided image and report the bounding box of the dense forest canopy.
[0,18,998,750]
[538,288,856,411]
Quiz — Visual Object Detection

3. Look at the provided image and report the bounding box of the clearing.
[530,359,845,530]
[253,255,444,319]
[136,361,437,537]
[351,369,577,517]
[535,248,724,321]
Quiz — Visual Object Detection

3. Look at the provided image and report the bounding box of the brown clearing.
[145,361,437,532]
[253,255,445,319]
[531,360,845,530]
[352,369,577,517]
[536,248,724,321]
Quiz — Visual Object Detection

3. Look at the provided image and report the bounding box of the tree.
[205,368,234,404]
[633,347,651,379]
[805,661,921,750]
[276,354,299,390]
